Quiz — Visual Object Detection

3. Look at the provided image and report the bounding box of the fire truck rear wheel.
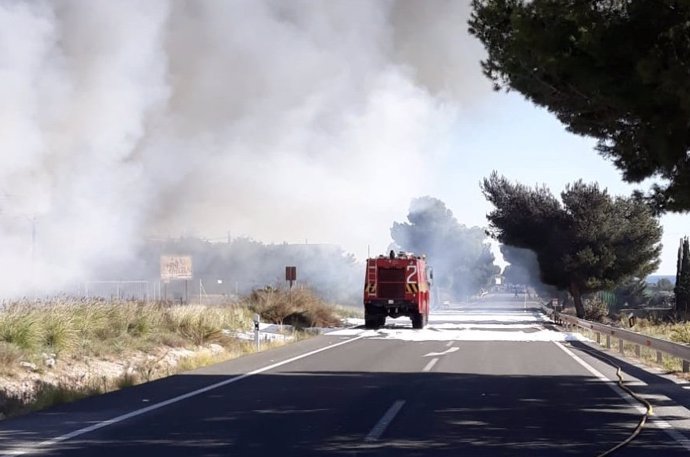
[411,312,424,329]
[365,314,383,329]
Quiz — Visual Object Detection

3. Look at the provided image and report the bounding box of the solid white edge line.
[423,358,439,372]
[365,400,406,442]
[553,341,690,452]
[4,334,368,456]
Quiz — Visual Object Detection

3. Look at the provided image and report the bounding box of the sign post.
[253,313,261,351]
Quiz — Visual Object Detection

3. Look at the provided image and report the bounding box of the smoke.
[391,197,498,300]
[0,0,489,296]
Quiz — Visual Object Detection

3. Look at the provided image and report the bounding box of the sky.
[0,0,687,297]
[424,91,690,276]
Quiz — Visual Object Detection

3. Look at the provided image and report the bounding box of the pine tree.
[469,1,690,212]
[678,237,690,317]
[675,238,684,312]
[482,173,662,318]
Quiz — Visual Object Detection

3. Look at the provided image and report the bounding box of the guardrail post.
[539,304,690,369]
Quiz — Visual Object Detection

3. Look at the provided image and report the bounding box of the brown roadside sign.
[285,266,297,281]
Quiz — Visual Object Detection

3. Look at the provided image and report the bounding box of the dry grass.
[244,287,343,328]
[332,304,362,319]
[0,286,350,419]
[0,298,257,416]
[0,299,254,362]
[0,343,22,375]
[578,322,688,375]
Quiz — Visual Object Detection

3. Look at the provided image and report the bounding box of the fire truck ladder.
[366,260,377,296]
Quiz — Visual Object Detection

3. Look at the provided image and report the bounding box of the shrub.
[0,312,40,350]
[584,298,608,322]
[670,325,690,344]
[165,306,225,345]
[245,287,340,328]
[40,310,78,354]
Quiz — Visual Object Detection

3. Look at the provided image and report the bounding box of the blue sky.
[424,90,688,276]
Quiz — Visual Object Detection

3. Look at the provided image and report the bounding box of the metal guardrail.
[541,305,690,372]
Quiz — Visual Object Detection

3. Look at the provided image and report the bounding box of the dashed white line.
[423,358,439,372]
[365,400,406,442]
[445,341,454,347]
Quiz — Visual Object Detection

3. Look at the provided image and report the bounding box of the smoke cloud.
[391,196,498,301]
[0,0,488,296]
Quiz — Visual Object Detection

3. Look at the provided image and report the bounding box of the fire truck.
[363,251,433,329]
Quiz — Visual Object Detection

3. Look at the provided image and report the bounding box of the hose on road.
[567,343,654,457]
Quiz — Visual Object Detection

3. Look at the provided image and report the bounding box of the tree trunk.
[570,283,585,318]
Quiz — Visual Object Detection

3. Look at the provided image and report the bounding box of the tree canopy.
[469,0,690,212]
[391,196,499,300]
[481,172,662,317]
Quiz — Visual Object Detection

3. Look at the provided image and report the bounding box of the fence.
[543,304,690,372]
[83,281,156,301]
[81,280,242,304]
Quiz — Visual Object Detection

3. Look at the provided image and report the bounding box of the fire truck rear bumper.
[365,300,418,317]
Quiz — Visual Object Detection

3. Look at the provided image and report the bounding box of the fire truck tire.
[365,314,383,329]
[411,312,424,329]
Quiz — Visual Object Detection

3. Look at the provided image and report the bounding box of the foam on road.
[329,309,589,342]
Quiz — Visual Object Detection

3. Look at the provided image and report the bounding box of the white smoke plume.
[0,0,489,296]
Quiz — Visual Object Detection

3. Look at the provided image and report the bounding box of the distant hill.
[646,274,676,285]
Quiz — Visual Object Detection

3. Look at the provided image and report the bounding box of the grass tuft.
[40,310,78,354]
[0,311,40,350]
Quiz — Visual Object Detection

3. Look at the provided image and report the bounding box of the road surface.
[2,294,690,456]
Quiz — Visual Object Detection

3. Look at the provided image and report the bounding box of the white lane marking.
[422,358,439,372]
[3,335,368,456]
[554,342,690,452]
[424,347,459,357]
[445,341,454,347]
[365,400,406,442]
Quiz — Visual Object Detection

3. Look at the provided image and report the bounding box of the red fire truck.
[363,251,433,329]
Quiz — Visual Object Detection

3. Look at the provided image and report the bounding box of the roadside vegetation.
[544,288,690,376]
[243,287,345,328]
[0,289,354,419]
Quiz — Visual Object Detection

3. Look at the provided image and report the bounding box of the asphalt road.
[2,294,690,456]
